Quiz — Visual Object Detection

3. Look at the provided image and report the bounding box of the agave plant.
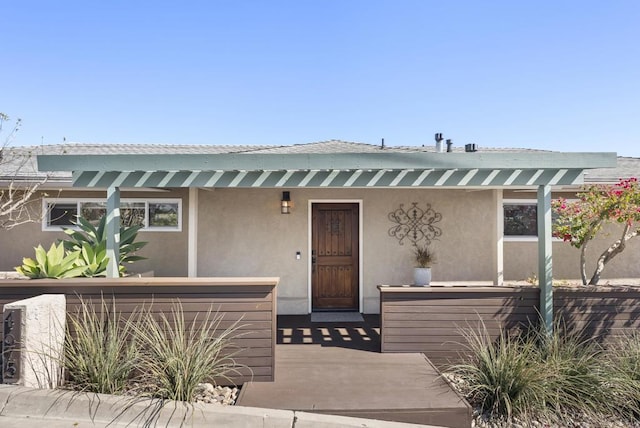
[62,216,147,275]
[16,242,87,279]
[76,241,110,277]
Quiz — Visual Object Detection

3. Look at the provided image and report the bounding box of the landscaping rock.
[194,383,238,406]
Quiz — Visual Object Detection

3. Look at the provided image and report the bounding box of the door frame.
[308,199,363,314]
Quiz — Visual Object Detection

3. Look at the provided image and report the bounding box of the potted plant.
[413,244,435,286]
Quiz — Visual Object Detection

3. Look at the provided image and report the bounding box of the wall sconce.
[281,191,291,214]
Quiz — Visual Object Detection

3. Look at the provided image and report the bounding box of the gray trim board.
[39,152,617,172]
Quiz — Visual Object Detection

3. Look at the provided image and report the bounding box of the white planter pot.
[414,267,432,286]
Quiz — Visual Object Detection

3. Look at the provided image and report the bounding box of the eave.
[37,151,618,188]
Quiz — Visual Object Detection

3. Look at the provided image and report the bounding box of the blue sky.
[3,1,639,156]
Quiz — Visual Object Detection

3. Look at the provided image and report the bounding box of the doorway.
[311,203,360,311]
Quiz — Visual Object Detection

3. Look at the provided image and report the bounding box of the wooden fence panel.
[554,287,640,344]
[0,277,278,384]
[379,286,539,367]
[380,285,640,369]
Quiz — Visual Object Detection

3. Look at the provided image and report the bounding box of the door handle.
[312,250,316,273]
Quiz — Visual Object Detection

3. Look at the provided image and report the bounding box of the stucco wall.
[504,225,640,281]
[0,189,189,277]
[502,190,640,282]
[197,188,497,314]
[5,186,637,313]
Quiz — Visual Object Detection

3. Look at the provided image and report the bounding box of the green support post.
[106,186,120,278]
[537,184,553,333]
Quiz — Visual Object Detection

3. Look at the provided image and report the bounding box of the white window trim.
[503,198,563,242]
[42,198,182,232]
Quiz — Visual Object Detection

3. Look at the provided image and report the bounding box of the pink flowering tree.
[552,178,640,285]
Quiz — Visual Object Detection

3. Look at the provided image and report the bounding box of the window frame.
[502,198,564,242]
[503,199,538,241]
[42,198,182,232]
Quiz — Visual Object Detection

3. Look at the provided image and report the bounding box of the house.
[0,140,635,320]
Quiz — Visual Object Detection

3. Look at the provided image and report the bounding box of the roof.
[584,157,640,183]
[0,140,631,186]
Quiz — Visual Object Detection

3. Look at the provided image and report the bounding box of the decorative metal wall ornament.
[388,202,442,246]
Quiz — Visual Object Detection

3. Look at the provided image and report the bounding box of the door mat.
[311,312,364,323]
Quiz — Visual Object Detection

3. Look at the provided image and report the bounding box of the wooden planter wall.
[379,285,640,368]
[0,277,278,384]
[554,287,640,343]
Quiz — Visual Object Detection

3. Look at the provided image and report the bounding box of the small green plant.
[414,244,436,268]
[133,302,245,402]
[62,216,147,275]
[63,296,139,394]
[15,243,87,279]
[76,241,110,277]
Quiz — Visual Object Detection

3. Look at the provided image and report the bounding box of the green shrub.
[64,296,139,394]
[62,216,147,275]
[133,302,245,402]
[16,243,87,279]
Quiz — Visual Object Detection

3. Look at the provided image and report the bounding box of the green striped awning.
[37,151,618,189]
[71,168,585,188]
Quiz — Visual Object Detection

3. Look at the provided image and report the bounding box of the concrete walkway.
[0,385,439,428]
[238,345,471,428]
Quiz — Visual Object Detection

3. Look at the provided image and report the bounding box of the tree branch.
[589,223,638,285]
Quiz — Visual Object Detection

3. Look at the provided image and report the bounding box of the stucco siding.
[503,190,640,282]
[197,188,497,314]
[4,186,638,313]
[505,224,640,281]
[0,189,189,277]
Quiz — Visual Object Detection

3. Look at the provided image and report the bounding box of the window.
[80,202,106,224]
[121,202,146,228]
[504,201,538,238]
[148,202,179,228]
[48,202,77,226]
[43,198,181,232]
[503,199,561,241]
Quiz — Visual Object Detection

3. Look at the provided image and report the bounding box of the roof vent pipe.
[446,139,453,152]
[434,133,444,153]
[465,143,478,152]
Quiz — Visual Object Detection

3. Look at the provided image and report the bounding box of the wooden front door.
[312,203,359,311]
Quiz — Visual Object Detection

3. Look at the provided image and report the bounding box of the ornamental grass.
[532,321,610,422]
[64,296,139,394]
[62,296,246,403]
[448,319,549,421]
[446,318,620,425]
[132,302,245,402]
[603,331,640,419]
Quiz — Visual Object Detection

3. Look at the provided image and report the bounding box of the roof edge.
[38,152,618,172]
